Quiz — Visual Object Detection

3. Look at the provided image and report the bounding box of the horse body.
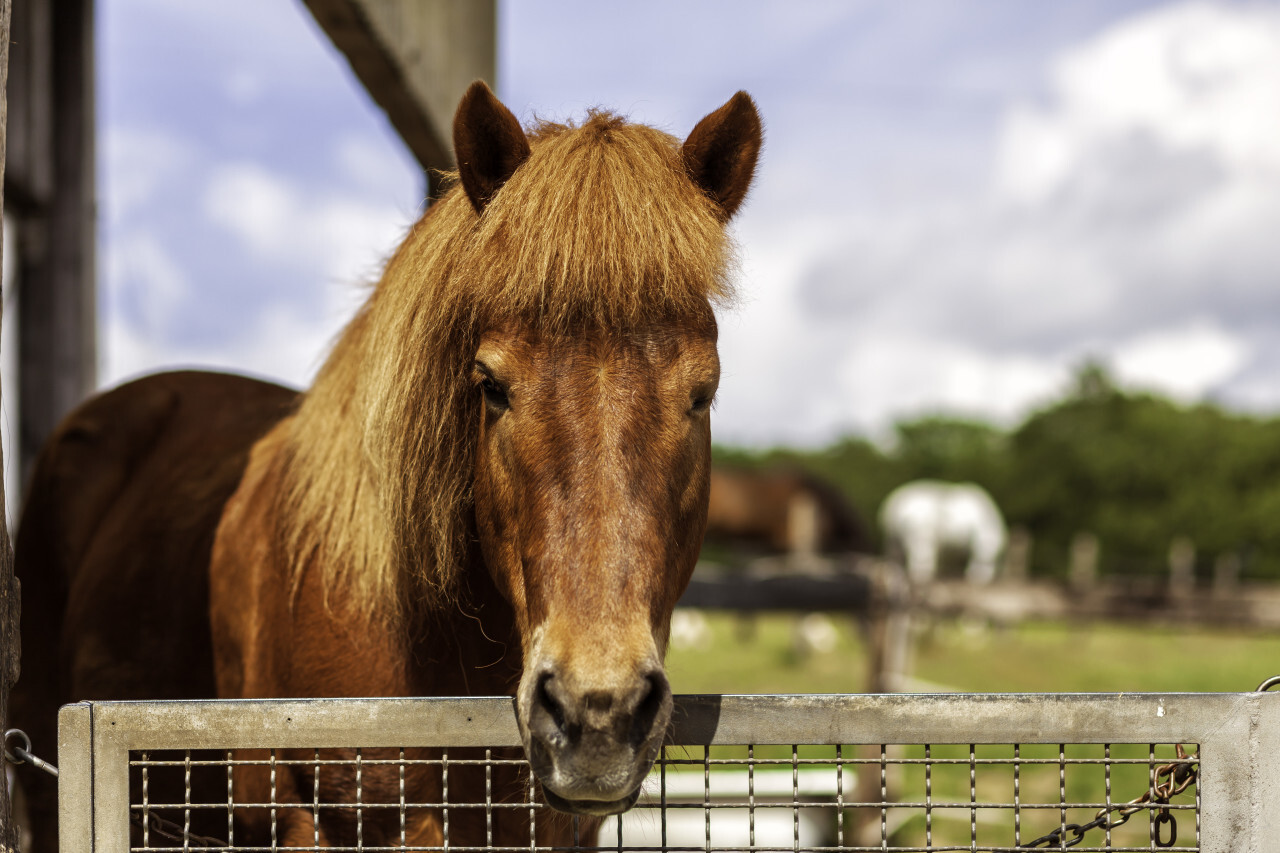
[705,466,870,557]
[14,82,760,849]
[11,371,297,844]
[878,480,1007,584]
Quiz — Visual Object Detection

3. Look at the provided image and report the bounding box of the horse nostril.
[536,671,568,735]
[629,671,670,748]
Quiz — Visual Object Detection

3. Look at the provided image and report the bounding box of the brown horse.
[12,81,760,848]
[705,466,871,558]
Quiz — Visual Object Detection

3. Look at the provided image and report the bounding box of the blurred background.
[5,0,1280,698]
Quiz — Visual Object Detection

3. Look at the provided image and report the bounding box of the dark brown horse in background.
[705,466,871,558]
[12,81,761,849]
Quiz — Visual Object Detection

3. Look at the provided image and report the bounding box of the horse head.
[454,82,761,815]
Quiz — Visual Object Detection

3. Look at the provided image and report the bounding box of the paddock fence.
[57,691,1279,852]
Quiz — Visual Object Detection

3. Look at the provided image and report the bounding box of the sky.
[46,0,1280,450]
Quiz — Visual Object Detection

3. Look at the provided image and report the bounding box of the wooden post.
[1069,531,1098,590]
[861,559,910,694]
[1212,551,1240,596]
[15,0,97,486]
[1002,526,1032,582]
[852,559,909,847]
[0,1,24,848]
[1168,536,1195,597]
[786,490,821,558]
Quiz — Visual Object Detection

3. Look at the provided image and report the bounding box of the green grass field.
[665,612,1280,694]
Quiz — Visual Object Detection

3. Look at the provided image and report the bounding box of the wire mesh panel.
[57,692,1279,852]
[126,746,550,850]
[604,743,1199,852]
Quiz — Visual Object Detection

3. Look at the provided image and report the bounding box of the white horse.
[878,480,1007,584]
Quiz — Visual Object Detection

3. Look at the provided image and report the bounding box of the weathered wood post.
[7,0,98,489]
[0,1,23,848]
[1212,551,1240,596]
[1168,535,1196,598]
[1069,531,1099,590]
[1002,526,1032,582]
[786,490,821,559]
[851,559,910,846]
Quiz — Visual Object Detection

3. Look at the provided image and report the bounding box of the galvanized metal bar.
[56,702,93,853]
[88,703,131,853]
[78,692,1266,750]
[88,696,523,751]
[1251,690,1280,851]
[670,693,1259,745]
[1194,695,1253,853]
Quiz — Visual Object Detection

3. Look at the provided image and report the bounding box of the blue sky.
[75,0,1280,447]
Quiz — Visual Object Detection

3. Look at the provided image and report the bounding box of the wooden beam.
[4,0,53,209]
[13,0,96,486]
[302,0,496,197]
[0,0,22,847]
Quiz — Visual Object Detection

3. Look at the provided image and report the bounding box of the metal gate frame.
[58,691,1280,851]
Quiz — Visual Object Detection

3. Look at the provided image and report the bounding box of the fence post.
[1002,526,1031,582]
[1068,531,1098,590]
[1212,551,1239,596]
[786,490,821,559]
[0,2,21,849]
[1168,536,1195,597]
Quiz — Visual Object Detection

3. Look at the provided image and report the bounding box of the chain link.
[1020,744,1196,849]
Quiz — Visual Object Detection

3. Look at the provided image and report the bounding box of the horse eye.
[689,393,713,415]
[480,376,510,411]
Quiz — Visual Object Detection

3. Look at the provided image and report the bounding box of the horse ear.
[682,91,763,221]
[453,81,531,215]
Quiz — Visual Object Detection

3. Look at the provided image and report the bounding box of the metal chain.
[1020,743,1197,849]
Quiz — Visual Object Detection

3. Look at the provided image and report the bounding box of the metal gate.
[57,691,1279,852]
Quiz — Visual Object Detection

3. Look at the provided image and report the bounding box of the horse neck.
[405,541,523,697]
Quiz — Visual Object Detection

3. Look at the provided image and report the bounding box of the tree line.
[714,364,1280,580]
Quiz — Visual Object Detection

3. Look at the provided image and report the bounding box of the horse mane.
[279,111,739,625]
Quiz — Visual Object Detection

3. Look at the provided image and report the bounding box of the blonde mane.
[279,112,738,625]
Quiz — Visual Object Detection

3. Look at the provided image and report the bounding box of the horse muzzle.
[518,661,672,816]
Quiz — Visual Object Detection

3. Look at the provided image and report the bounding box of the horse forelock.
[280,111,738,627]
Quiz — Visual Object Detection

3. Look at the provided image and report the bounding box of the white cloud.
[840,335,1070,428]
[103,300,341,390]
[99,146,415,390]
[1111,320,1248,401]
[998,1,1280,203]
[42,0,419,423]
[101,126,193,222]
[719,0,1280,445]
[105,232,191,331]
[203,161,410,286]
[87,0,1280,451]
[224,69,266,106]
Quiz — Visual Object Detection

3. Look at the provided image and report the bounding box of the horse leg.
[904,532,938,584]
